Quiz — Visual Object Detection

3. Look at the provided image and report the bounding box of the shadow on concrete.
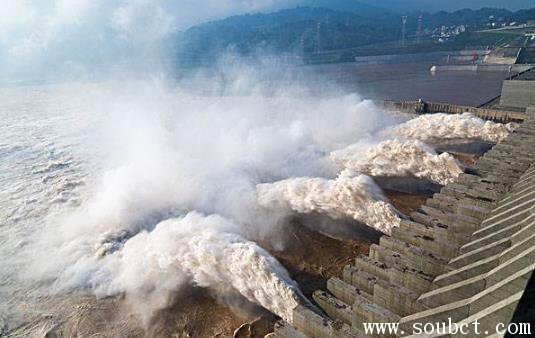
[506,270,535,337]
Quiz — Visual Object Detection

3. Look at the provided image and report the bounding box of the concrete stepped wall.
[274,112,535,338]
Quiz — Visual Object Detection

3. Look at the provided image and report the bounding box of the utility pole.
[401,16,408,47]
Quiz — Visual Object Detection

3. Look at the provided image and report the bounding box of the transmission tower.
[417,14,423,44]
[401,16,408,47]
[315,22,321,53]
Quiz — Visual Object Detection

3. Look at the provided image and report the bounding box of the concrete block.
[314,290,353,325]
[342,265,377,295]
[373,280,424,316]
[327,277,363,305]
[292,305,358,338]
[354,255,390,282]
[352,294,400,338]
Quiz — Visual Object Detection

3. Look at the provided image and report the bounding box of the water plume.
[331,139,463,185]
[18,76,392,325]
[57,212,309,324]
[384,113,513,144]
[257,170,401,234]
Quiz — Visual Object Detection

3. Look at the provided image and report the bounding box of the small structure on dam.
[273,83,535,337]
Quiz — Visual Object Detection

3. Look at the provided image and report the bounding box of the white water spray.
[331,139,463,185]
[18,79,392,326]
[64,212,308,324]
[385,113,513,143]
[257,170,401,234]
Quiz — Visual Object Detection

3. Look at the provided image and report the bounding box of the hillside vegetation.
[170,7,535,66]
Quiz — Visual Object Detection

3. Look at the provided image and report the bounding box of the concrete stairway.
[274,114,535,338]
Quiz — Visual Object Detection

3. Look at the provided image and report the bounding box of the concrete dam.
[273,91,535,336]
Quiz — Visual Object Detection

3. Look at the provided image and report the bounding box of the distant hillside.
[297,0,392,14]
[170,6,535,67]
[171,7,397,66]
[350,0,535,12]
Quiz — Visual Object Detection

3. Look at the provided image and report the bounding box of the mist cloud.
[0,0,300,81]
[23,64,393,321]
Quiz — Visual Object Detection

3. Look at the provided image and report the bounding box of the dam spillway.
[273,111,535,337]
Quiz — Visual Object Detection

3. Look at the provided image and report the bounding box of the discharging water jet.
[331,139,463,186]
[67,212,314,324]
[257,170,402,235]
[384,112,513,144]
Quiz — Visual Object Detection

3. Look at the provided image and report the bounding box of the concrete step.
[426,194,492,220]
[370,241,447,277]
[419,205,480,227]
[440,231,535,289]
[475,165,524,182]
[486,150,534,164]
[492,144,535,157]
[489,186,535,217]
[292,305,358,338]
[380,236,448,263]
[342,265,377,295]
[440,185,501,203]
[391,223,460,259]
[451,217,535,269]
[410,211,477,235]
[480,194,535,231]
[373,279,427,317]
[354,255,390,282]
[462,213,535,253]
[400,274,528,331]
[511,173,535,191]
[353,294,401,338]
[401,292,523,338]
[327,277,369,305]
[419,255,535,309]
[448,238,512,271]
[479,153,533,168]
[313,290,353,326]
